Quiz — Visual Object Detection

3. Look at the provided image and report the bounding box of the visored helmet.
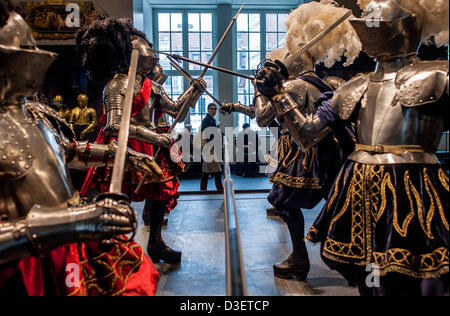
[0,12,57,104]
[283,43,315,78]
[350,0,422,60]
[132,36,159,76]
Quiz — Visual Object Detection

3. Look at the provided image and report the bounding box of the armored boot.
[274,208,310,280]
[146,200,182,264]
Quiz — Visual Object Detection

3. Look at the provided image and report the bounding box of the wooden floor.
[132,188,358,296]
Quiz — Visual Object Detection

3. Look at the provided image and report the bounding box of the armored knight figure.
[53,94,71,122]
[101,36,206,148]
[262,0,449,296]
[69,93,98,139]
[77,17,207,265]
[221,0,361,281]
[0,5,162,295]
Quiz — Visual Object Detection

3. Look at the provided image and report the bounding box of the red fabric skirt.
[0,240,159,296]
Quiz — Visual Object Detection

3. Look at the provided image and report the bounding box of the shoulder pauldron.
[283,79,308,112]
[396,60,449,107]
[24,102,75,141]
[331,74,369,120]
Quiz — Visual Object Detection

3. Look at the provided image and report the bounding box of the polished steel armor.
[103,36,206,147]
[0,13,57,105]
[0,12,161,265]
[349,0,422,60]
[267,0,450,164]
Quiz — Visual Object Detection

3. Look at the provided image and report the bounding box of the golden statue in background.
[70,94,97,139]
[53,95,71,122]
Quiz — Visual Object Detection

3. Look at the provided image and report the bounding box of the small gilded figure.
[52,94,71,122]
[70,93,98,139]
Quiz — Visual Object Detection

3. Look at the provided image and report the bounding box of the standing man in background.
[201,103,223,192]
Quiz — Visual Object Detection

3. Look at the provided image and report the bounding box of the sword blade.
[151,49,254,80]
[110,49,139,194]
[169,57,224,107]
[199,3,245,79]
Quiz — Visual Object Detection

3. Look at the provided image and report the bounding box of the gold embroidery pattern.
[386,172,414,238]
[324,163,365,259]
[373,247,449,277]
[318,163,449,278]
[438,168,449,191]
[270,172,322,189]
[302,147,315,172]
[369,165,384,224]
[306,226,319,242]
[422,169,436,239]
[326,171,341,213]
[73,242,144,296]
[424,168,449,232]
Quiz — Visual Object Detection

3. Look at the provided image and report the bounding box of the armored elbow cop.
[275,93,331,152]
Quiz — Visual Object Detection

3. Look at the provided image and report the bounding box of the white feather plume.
[284,0,362,68]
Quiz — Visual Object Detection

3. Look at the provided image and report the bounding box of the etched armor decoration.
[52,95,71,122]
[70,93,97,140]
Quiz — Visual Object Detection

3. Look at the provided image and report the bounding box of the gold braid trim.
[326,171,341,213]
[270,172,322,189]
[421,168,436,239]
[320,164,450,279]
[438,169,449,191]
[306,226,319,242]
[74,243,144,296]
[323,163,366,260]
[424,168,449,231]
[373,247,449,278]
[370,165,384,224]
[303,147,315,172]
[283,146,300,169]
[387,172,414,238]
[323,247,449,279]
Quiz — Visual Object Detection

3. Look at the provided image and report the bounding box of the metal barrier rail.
[223,135,248,296]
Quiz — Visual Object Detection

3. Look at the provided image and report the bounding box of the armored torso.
[0,104,75,220]
[333,59,449,164]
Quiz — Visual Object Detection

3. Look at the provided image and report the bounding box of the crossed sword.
[113,7,352,197]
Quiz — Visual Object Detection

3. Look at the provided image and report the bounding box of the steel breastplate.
[351,79,446,164]
[0,109,75,220]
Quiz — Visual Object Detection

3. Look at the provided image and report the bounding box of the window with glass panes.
[235,11,289,132]
[154,11,216,133]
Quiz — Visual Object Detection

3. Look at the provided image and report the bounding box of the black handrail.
[223,135,248,296]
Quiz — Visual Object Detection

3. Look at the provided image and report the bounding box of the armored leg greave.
[274,208,310,280]
[146,200,181,264]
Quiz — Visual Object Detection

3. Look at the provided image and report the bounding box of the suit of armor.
[264,0,450,295]
[79,30,207,265]
[0,10,161,295]
[70,94,97,139]
[53,95,71,122]
[222,50,354,280]
[102,37,205,148]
